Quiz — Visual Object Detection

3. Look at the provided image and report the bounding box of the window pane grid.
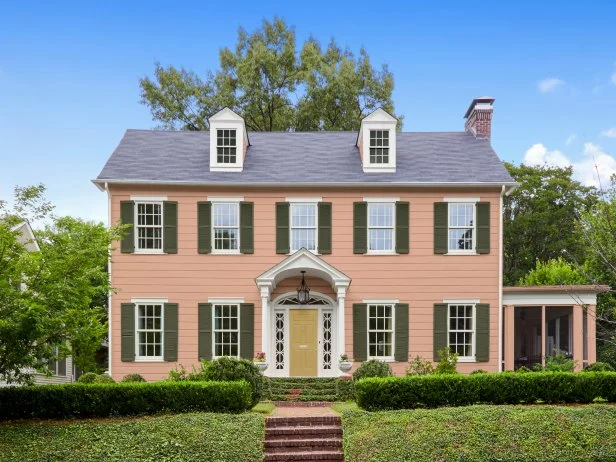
[368,203,394,251]
[448,304,474,357]
[369,130,390,164]
[216,129,237,163]
[368,304,393,358]
[136,304,163,358]
[214,304,239,357]
[448,203,474,251]
[291,204,316,251]
[136,203,163,250]
[213,203,239,251]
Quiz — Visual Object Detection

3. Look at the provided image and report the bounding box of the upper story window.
[136,202,163,251]
[290,203,317,252]
[448,304,475,359]
[369,130,390,164]
[368,304,394,359]
[213,202,240,252]
[368,203,395,253]
[214,304,239,357]
[216,129,237,164]
[448,203,475,252]
[136,303,163,360]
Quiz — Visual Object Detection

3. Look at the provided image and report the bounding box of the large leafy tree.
[503,163,597,285]
[0,185,121,383]
[139,17,400,131]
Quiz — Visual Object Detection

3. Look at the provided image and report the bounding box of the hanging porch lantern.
[297,270,310,304]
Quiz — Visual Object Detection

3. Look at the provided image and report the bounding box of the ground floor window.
[47,347,67,376]
[214,304,239,357]
[448,304,474,358]
[368,304,394,359]
[136,304,163,359]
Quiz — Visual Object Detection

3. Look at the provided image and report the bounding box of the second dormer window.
[369,130,389,164]
[217,129,237,164]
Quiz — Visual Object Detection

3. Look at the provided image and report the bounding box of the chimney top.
[464,97,495,141]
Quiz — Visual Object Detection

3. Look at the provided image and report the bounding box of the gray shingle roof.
[95,130,514,186]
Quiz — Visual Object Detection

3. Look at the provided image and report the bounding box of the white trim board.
[503,292,598,306]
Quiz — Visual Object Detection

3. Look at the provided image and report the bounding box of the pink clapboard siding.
[109,185,502,381]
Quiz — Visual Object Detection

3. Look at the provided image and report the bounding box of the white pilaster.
[258,284,272,374]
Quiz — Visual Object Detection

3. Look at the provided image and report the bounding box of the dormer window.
[369,130,390,164]
[217,129,237,164]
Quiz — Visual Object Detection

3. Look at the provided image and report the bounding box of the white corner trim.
[363,299,400,304]
[207,196,245,202]
[443,197,480,203]
[207,297,245,304]
[443,298,481,304]
[131,196,168,201]
[363,197,400,203]
[131,297,169,303]
[285,197,322,203]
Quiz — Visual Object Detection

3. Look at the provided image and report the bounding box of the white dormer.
[208,107,249,172]
[357,108,398,173]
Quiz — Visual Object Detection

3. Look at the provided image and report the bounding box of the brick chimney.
[464,97,495,141]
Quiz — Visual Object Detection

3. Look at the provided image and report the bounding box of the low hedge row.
[0,381,253,420]
[355,372,616,411]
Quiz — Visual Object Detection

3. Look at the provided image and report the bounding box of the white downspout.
[498,185,505,372]
[105,182,112,377]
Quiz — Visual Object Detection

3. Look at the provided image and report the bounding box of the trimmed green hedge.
[355,372,616,410]
[0,381,252,420]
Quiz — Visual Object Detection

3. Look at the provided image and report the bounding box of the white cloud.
[538,78,565,93]
[523,142,616,188]
[565,134,577,146]
[601,127,616,138]
[611,70,616,86]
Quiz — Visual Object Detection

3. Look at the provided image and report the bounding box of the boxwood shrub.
[0,381,252,420]
[355,372,616,411]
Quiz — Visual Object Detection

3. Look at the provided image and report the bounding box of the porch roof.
[503,285,610,306]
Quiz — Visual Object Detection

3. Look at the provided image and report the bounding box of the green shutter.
[276,202,290,254]
[476,202,490,254]
[121,303,135,362]
[163,201,178,254]
[353,202,368,254]
[197,201,211,254]
[434,202,448,254]
[164,303,178,362]
[395,201,410,254]
[475,303,490,362]
[394,303,409,362]
[433,303,448,361]
[239,303,254,360]
[198,303,213,360]
[240,202,254,254]
[353,304,368,361]
[120,201,135,254]
[318,202,332,254]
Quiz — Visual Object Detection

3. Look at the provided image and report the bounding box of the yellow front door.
[289,309,318,376]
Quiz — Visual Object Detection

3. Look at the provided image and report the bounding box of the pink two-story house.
[94,97,602,381]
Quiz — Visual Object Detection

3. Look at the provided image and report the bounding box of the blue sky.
[1,1,615,223]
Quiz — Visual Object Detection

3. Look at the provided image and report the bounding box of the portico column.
[573,304,583,371]
[587,304,597,364]
[336,286,347,358]
[259,286,271,370]
[504,305,515,371]
[541,305,546,367]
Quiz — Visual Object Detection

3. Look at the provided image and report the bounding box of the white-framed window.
[213,304,240,357]
[47,347,67,376]
[448,304,475,359]
[448,203,475,252]
[369,130,390,164]
[368,203,395,253]
[135,202,163,252]
[213,202,240,252]
[216,129,237,164]
[136,303,164,360]
[290,203,317,252]
[368,304,394,359]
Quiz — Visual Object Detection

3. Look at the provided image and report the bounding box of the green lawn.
[0,412,264,461]
[334,403,616,461]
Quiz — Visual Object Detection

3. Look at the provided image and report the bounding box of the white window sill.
[366,250,397,256]
[135,358,165,362]
[457,357,477,363]
[134,250,165,255]
[367,357,396,362]
[210,165,243,172]
[363,166,396,173]
[212,250,241,255]
[289,249,319,255]
[213,355,240,360]
[445,251,479,256]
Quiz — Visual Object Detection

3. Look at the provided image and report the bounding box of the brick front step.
[271,401,334,407]
[266,416,341,428]
[265,437,342,449]
[266,425,343,438]
[263,450,343,461]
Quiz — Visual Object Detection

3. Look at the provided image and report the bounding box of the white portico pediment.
[255,248,351,296]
